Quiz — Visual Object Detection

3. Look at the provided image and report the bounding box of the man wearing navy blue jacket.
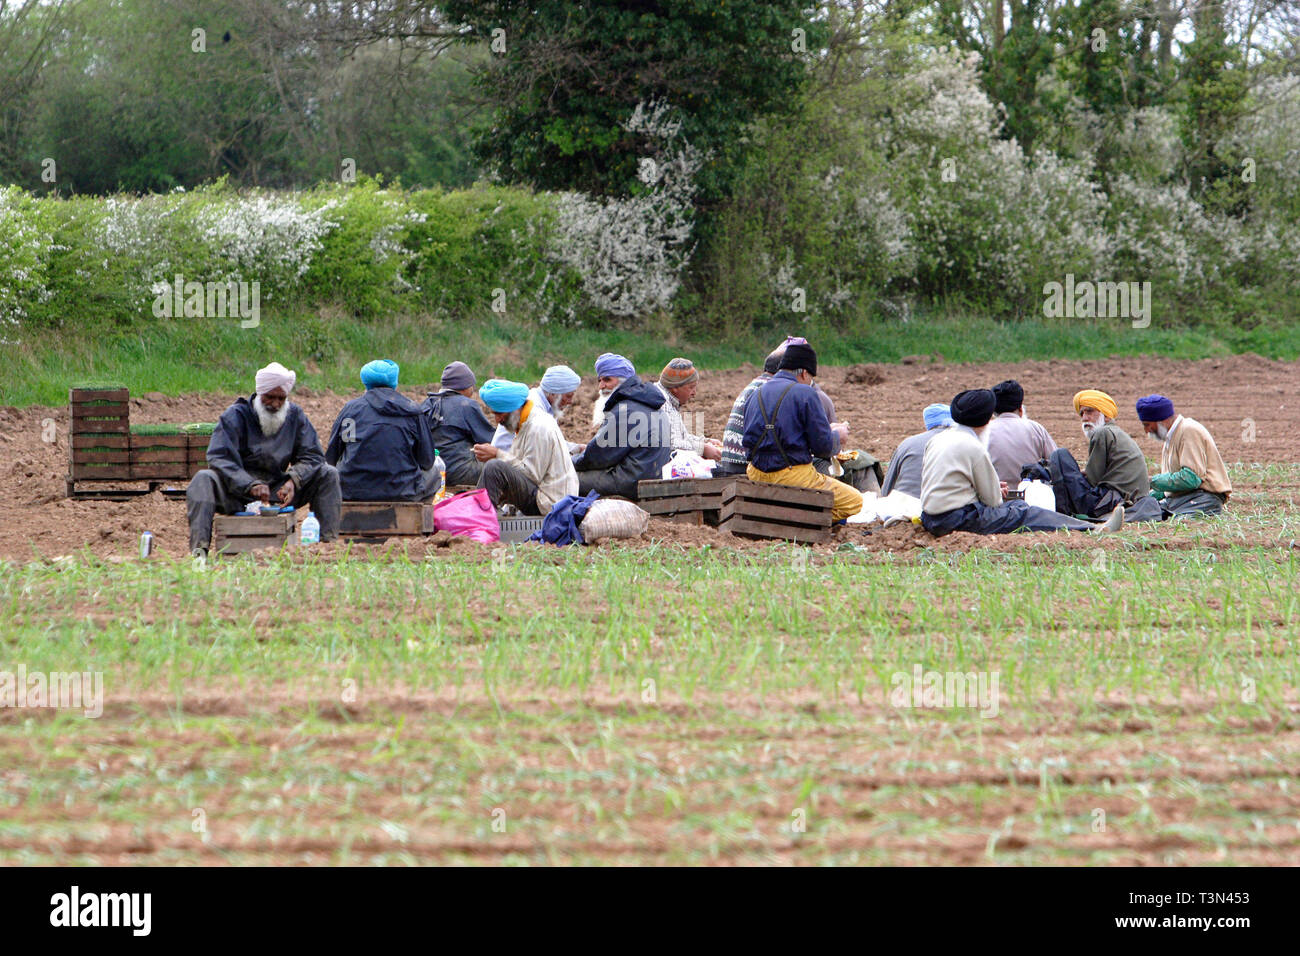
[326,359,438,502]
[741,343,863,521]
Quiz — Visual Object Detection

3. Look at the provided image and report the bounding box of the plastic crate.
[498,515,544,543]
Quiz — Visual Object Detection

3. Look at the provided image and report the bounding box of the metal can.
[140,531,153,559]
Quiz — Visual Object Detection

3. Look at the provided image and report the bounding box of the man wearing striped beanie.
[653,358,723,462]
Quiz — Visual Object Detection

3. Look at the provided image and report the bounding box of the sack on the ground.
[529,490,600,546]
[580,499,649,541]
[662,449,715,480]
[432,488,500,543]
[838,450,883,493]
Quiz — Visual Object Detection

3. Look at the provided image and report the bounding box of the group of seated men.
[184,352,1232,553]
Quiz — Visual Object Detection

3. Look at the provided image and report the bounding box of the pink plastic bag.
[432,489,500,543]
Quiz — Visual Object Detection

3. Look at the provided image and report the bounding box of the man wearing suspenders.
[740,342,864,522]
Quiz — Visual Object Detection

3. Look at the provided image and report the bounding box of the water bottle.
[301,511,320,545]
[433,450,447,501]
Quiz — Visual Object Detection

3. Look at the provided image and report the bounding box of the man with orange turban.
[1031,389,1151,519]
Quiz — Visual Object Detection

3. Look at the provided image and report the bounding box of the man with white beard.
[186,361,341,554]
[1033,389,1151,518]
[920,388,1121,537]
[1135,394,1231,517]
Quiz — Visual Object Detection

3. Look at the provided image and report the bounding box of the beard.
[502,409,523,433]
[1146,424,1169,443]
[591,389,612,429]
[1081,421,1096,439]
[253,394,290,436]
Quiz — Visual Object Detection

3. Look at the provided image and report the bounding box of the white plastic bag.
[661,449,715,480]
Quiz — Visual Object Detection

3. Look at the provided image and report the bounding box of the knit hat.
[950,389,997,428]
[480,379,530,413]
[660,358,699,388]
[779,343,818,377]
[991,380,1024,414]
[1073,389,1118,420]
[441,361,476,391]
[1135,394,1175,422]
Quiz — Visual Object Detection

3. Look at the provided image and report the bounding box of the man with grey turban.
[187,361,340,554]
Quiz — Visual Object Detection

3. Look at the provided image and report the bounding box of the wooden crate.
[636,476,733,526]
[717,479,834,544]
[186,434,212,476]
[212,512,296,555]
[69,388,133,480]
[129,433,190,481]
[339,501,435,537]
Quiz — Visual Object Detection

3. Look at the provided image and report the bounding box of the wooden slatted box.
[69,387,132,480]
[212,512,297,555]
[636,476,734,526]
[129,431,190,481]
[717,478,834,544]
[339,501,435,538]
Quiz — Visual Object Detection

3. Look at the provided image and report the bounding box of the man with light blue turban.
[880,403,953,499]
[326,359,438,501]
[491,364,584,454]
[473,379,578,515]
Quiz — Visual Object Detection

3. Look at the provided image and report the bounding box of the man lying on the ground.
[920,388,1121,537]
[741,342,862,522]
[572,354,673,499]
[716,345,783,477]
[325,359,438,502]
[187,361,340,554]
[880,403,952,498]
[422,361,496,488]
[492,364,583,454]
[1035,389,1150,518]
[1136,393,1232,518]
[474,379,578,515]
[986,379,1058,484]
[653,358,723,461]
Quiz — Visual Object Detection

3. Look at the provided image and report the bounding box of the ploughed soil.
[3,354,1297,561]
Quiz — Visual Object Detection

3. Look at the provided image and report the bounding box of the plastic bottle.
[301,511,320,545]
[433,450,447,501]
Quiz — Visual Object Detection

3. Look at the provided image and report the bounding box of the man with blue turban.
[491,364,584,454]
[573,354,673,499]
[421,361,497,487]
[1136,394,1231,518]
[880,403,953,498]
[326,359,438,501]
[472,379,578,515]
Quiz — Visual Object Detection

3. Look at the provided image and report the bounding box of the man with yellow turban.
[1032,389,1151,519]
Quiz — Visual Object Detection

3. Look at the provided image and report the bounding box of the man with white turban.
[187,361,340,554]
[491,364,584,455]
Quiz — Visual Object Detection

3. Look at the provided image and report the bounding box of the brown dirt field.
[2,354,1296,560]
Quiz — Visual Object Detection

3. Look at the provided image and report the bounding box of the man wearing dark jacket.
[187,361,341,553]
[571,353,672,499]
[326,359,438,501]
[422,361,496,487]
[741,343,862,521]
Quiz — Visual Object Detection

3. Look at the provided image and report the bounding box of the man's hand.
[831,422,850,443]
[1000,481,1009,499]
[276,479,295,505]
[700,443,722,461]
[472,443,499,462]
[249,483,271,503]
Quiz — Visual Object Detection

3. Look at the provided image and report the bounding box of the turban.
[950,389,996,428]
[480,379,530,413]
[255,362,296,396]
[441,361,476,391]
[595,353,635,379]
[660,358,699,388]
[923,403,953,430]
[539,365,581,395]
[991,379,1024,414]
[360,359,399,390]
[1073,389,1117,420]
[1135,394,1175,422]
[779,343,818,377]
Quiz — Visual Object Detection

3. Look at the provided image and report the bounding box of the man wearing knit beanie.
[740,342,863,522]
[1135,394,1231,518]
[653,358,723,462]
[919,389,1122,537]
[421,361,497,487]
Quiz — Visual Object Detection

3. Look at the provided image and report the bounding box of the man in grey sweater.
[986,379,1059,484]
[881,403,952,498]
[920,389,1122,537]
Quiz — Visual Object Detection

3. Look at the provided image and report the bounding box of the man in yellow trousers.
[740,342,863,522]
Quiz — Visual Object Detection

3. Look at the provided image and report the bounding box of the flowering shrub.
[0,187,57,338]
